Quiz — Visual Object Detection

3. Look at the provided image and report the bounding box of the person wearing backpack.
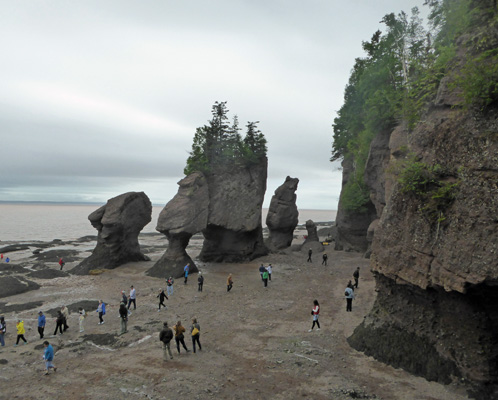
[159,322,174,360]
[262,269,269,288]
[345,286,355,312]
[0,316,6,346]
[190,318,202,353]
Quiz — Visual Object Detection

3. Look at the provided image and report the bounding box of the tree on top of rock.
[184,102,267,175]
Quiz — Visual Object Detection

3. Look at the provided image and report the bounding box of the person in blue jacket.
[43,341,57,375]
[184,263,190,285]
[97,300,106,325]
[38,311,46,339]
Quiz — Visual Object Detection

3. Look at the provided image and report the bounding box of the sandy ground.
[0,233,471,400]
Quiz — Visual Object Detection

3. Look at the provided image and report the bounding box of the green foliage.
[184,102,267,175]
[398,159,441,195]
[340,178,371,214]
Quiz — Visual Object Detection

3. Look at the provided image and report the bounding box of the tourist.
[15,319,28,345]
[227,273,233,292]
[345,285,355,312]
[353,267,360,289]
[262,268,269,288]
[259,264,266,281]
[157,288,168,311]
[96,300,106,325]
[190,318,202,353]
[173,321,190,353]
[121,290,127,306]
[128,286,136,310]
[307,248,312,263]
[266,264,273,281]
[184,263,190,285]
[37,311,46,339]
[198,272,204,292]
[61,305,69,331]
[42,341,56,375]
[322,253,328,266]
[308,300,320,332]
[54,311,64,335]
[78,308,86,333]
[119,302,128,334]
[58,258,65,271]
[347,280,354,290]
[0,316,6,346]
[159,322,174,360]
[166,277,174,296]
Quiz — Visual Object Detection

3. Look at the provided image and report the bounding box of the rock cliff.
[344,23,498,400]
[266,176,299,250]
[73,192,152,275]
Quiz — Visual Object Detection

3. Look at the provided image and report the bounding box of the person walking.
[159,322,174,360]
[190,318,202,353]
[0,316,6,347]
[347,280,354,290]
[259,264,266,281]
[308,300,320,332]
[78,308,86,333]
[173,321,190,353]
[61,305,70,331]
[198,272,204,292]
[353,267,360,289]
[119,302,128,334]
[96,300,106,325]
[227,274,233,292]
[166,277,174,297]
[42,341,57,375]
[345,286,355,312]
[157,289,168,311]
[262,269,269,288]
[53,311,64,335]
[37,311,46,339]
[267,264,273,281]
[15,319,28,345]
[184,263,190,285]
[128,286,136,310]
[307,248,313,263]
[322,253,328,266]
[121,290,127,306]
[58,258,65,271]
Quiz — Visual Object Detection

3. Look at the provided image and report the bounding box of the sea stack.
[266,176,299,250]
[72,192,152,275]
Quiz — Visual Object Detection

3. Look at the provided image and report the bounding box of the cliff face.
[346,56,498,398]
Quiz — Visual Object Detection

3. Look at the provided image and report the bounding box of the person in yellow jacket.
[15,319,28,346]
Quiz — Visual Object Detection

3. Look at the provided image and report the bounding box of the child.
[43,341,57,375]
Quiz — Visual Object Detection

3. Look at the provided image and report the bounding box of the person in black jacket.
[159,322,174,360]
[198,273,204,292]
[54,311,64,335]
[119,302,128,334]
[157,289,168,311]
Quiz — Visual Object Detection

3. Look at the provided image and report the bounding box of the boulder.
[304,220,319,243]
[266,176,299,250]
[147,172,207,278]
[0,276,40,298]
[73,192,152,275]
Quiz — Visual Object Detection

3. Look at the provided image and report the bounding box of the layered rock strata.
[73,192,152,275]
[266,176,299,250]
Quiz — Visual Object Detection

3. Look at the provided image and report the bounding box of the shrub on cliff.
[184,102,267,175]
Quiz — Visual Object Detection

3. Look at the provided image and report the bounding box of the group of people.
[159,318,202,361]
[309,267,361,331]
[258,264,273,287]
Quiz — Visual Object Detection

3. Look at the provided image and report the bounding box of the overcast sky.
[1,0,427,210]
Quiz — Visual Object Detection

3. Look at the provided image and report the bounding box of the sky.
[0,0,428,210]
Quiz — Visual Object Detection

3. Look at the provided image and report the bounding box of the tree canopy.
[184,102,267,175]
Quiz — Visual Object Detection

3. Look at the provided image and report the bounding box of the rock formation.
[147,172,207,278]
[199,159,268,262]
[302,219,324,255]
[73,192,152,275]
[344,31,498,400]
[266,176,299,250]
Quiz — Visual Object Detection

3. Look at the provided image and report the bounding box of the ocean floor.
[0,227,470,400]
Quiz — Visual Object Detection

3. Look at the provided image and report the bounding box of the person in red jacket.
[308,299,320,332]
